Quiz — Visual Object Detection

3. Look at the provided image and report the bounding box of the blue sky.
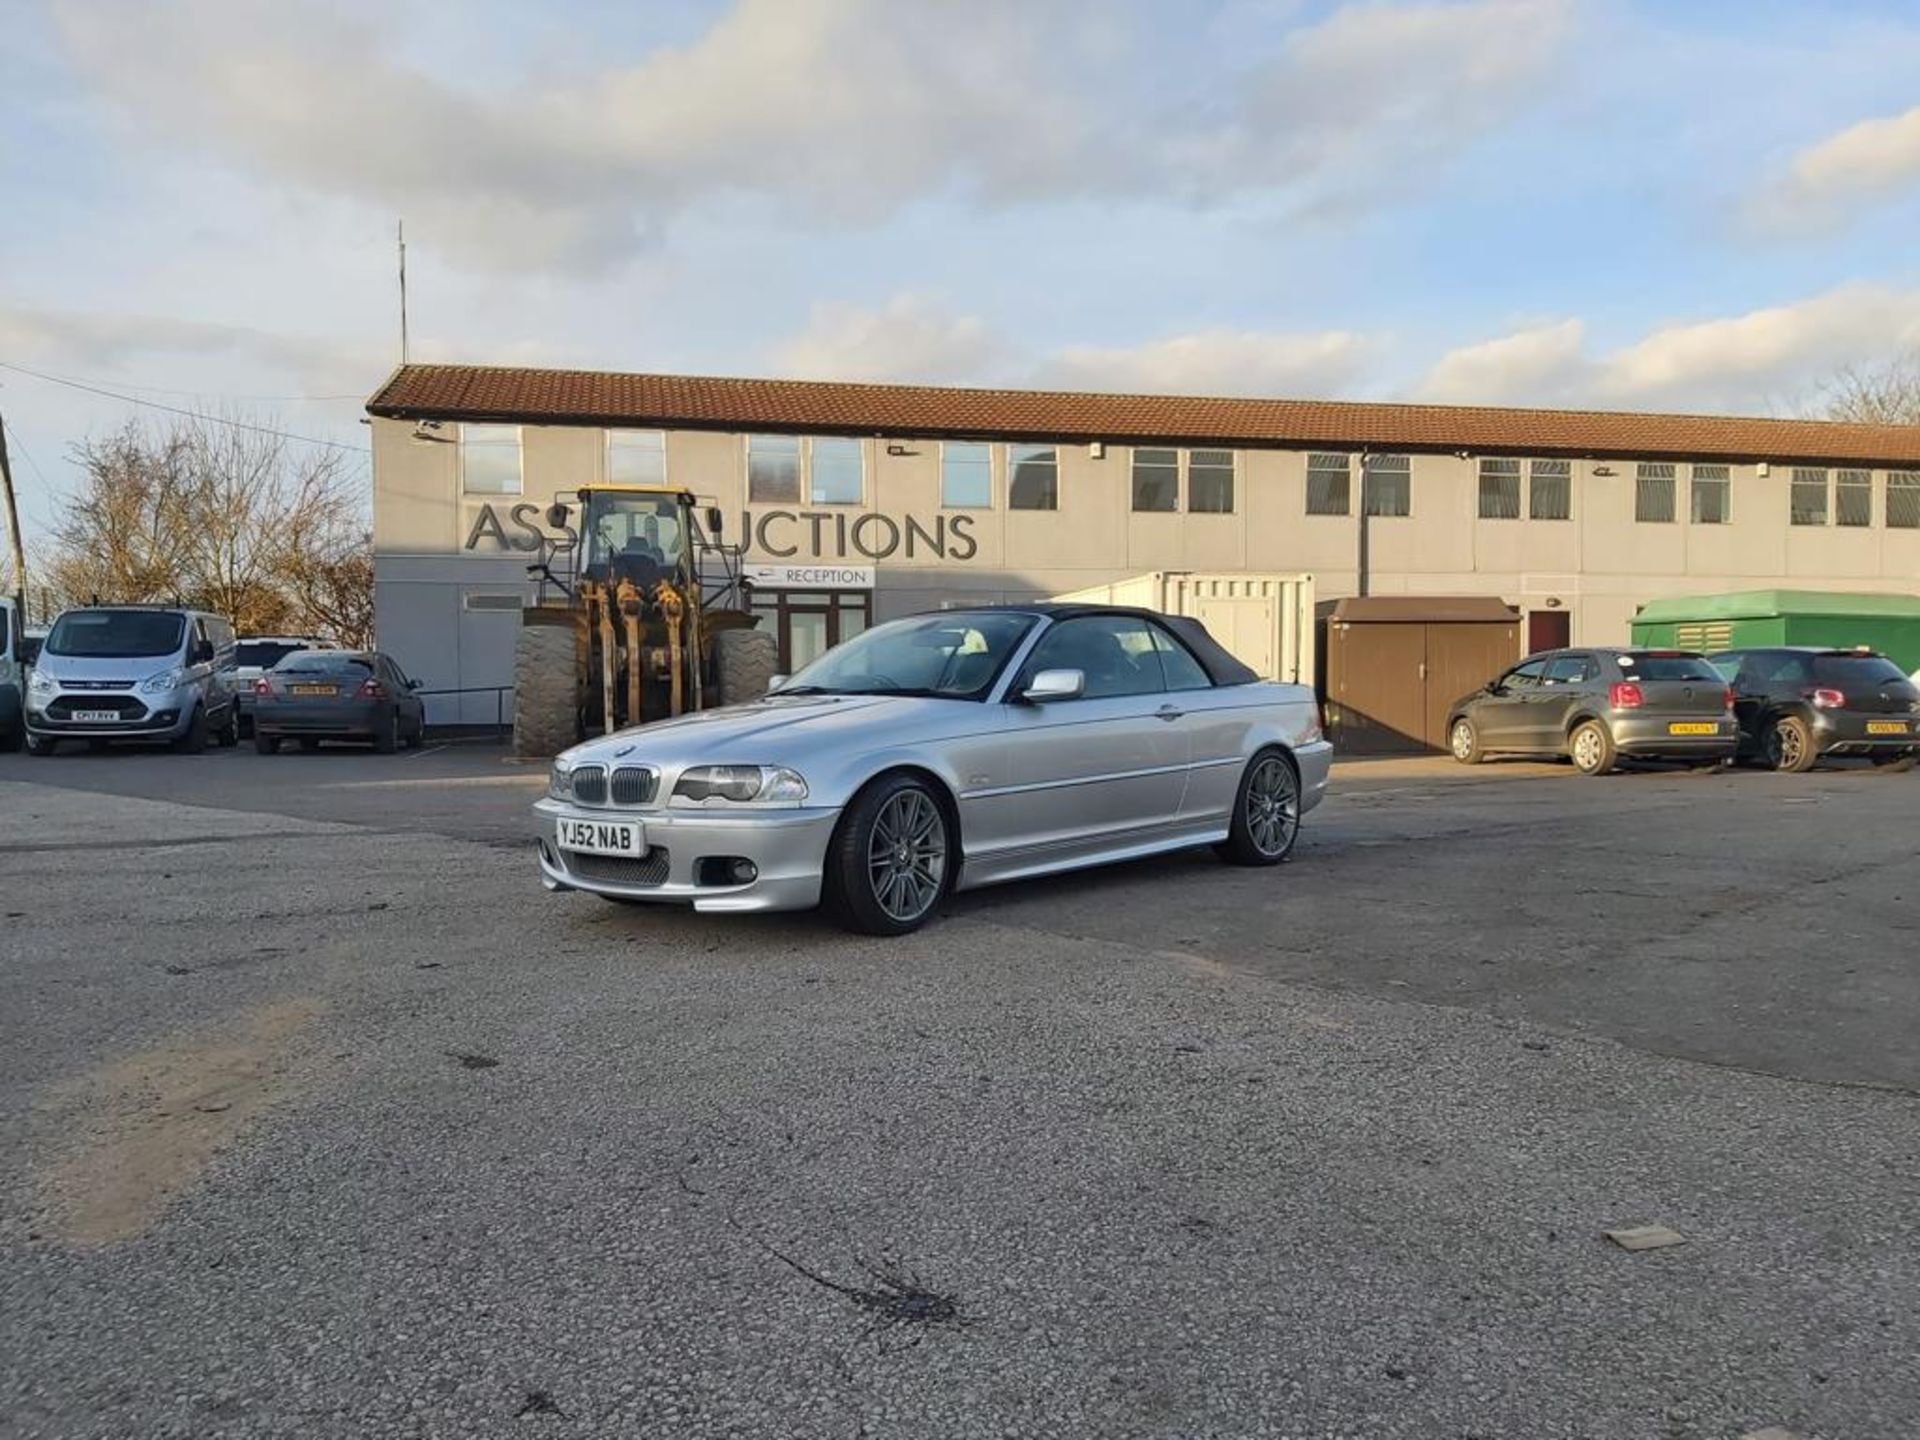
[6,0,1920,540]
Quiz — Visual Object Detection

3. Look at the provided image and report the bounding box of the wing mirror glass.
[545,502,572,529]
[706,506,724,536]
[1021,668,1085,703]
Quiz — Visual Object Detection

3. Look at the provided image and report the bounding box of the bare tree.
[46,414,371,640]
[285,526,375,649]
[1817,356,1920,425]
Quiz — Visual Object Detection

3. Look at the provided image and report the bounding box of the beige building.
[366,363,1920,723]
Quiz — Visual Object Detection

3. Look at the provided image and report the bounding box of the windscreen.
[273,651,373,676]
[1615,653,1719,682]
[46,610,185,659]
[237,641,308,669]
[1813,655,1911,688]
[782,612,1036,700]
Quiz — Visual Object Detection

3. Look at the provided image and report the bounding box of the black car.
[1448,648,1737,775]
[252,650,427,753]
[1708,647,1920,771]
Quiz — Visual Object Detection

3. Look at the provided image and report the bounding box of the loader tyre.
[514,624,581,757]
[714,627,779,706]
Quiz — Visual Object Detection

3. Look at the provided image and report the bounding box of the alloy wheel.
[1573,726,1603,771]
[1450,721,1474,761]
[1245,756,1299,857]
[867,788,947,923]
[1770,722,1804,770]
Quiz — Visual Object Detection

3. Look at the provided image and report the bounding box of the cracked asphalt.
[1,745,1916,1439]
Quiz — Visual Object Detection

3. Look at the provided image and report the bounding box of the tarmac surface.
[1,743,1916,1438]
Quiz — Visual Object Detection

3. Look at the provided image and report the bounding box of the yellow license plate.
[1867,721,1909,735]
[291,685,336,696]
[1668,722,1716,735]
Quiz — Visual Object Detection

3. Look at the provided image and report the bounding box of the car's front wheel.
[1449,717,1484,765]
[1216,749,1300,866]
[24,733,56,757]
[825,774,950,936]
[171,705,208,755]
[1569,719,1616,776]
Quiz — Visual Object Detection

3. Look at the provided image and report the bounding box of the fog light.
[729,859,758,884]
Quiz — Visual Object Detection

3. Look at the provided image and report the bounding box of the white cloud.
[1414,284,1920,411]
[50,0,1577,273]
[1039,328,1371,396]
[1413,319,1587,403]
[765,294,1372,396]
[1753,104,1920,231]
[768,296,1007,384]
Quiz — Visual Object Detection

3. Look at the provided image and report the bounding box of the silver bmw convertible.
[535,604,1332,934]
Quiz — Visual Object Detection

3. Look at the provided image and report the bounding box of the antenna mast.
[397,220,410,364]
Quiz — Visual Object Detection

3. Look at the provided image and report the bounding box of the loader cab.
[550,486,694,593]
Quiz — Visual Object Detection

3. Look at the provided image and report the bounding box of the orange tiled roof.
[365,363,1920,466]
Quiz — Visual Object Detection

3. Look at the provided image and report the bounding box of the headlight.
[673,765,808,803]
[139,667,191,695]
[547,759,575,801]
[28,670,56,695]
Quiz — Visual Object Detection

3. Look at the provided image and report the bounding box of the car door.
[387,657,426,731]
[1531,653,1591,749]
[1476,658,1548,747]
[997,615,1188,861]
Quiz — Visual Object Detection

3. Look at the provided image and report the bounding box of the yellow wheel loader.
[512,485,777,757]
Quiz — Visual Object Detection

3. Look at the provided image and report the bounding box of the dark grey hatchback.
[1447,648,1737,775]
[252,650,426,753]
[1709,647,1920,771]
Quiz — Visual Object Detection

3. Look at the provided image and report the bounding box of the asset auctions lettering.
[463,503,977,562]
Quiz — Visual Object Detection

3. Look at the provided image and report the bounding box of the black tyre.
[373,709,399,754]
[824,774,951,936]
[1448,717,1484,765]
[513,623,580,758]
[216,707,240,748]
[0,718,21,754]
[403,715,425,750]
[171,707,208,754]
[1870,753,1914,772]
[254,731,279,755]
[1216,749,1301,866]
[1765,715,1817,773]
[715,626,779,706]
[1569,719,1616,776]
[25,732,56,756]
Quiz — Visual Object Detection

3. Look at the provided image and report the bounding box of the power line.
[0,360,372,452]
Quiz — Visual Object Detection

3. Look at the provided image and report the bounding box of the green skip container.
[1630,590,1920,674]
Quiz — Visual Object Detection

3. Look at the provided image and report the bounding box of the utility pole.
[398,220,410,364]
[0,411,26,613]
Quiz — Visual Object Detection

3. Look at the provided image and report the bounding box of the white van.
[0,597,22,752]
[24,606,240,755]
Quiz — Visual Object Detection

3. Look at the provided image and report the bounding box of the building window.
[940,441,992,508]
[1889,471,1920,529]
[1189,449,1235,514]
[460,424,522,495]
[1791,467,1828,526]
[1478,458,1521,519]
[1131,447,1179,512]
[1529,459,1571,520]
[1635,462,1676,523]
[1836,468,1872,527]
[1305,453,1350,515]
[1690,464,1730,525]
[1009,444,1058,510]
[747,435,802,503]
[1363,454,1411,517]
[809,437,864,504]
[606,429,666,486]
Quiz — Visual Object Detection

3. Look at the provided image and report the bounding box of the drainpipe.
[1355,452,1375,598]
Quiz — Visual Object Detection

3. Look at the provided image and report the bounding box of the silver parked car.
[535,605,1333,935]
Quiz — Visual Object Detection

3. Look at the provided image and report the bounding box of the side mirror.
[706,506,724,536]
[1020,668,1085,704]
[193,641,216,665]
[767,674,788,692]
[408,678,424,691]
[545,502,572,529]
[1487,682,1507,697]
[20,639,40,666]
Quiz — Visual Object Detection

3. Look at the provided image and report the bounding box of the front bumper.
[534,797,840,913]
[1611,716,1739,759]
[25,704,190,740]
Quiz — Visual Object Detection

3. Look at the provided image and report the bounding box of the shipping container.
[1630,590,1920,673]
[1051,571,1315,685]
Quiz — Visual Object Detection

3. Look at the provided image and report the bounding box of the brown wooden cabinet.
[1322,597,1521,753]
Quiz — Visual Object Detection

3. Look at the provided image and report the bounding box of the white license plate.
[71,709,121,723]
[556,816,645,857]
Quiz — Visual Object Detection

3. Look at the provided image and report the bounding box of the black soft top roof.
[953,603,1262,688]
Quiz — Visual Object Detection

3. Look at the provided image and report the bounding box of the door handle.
[1155,705,1184,721]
